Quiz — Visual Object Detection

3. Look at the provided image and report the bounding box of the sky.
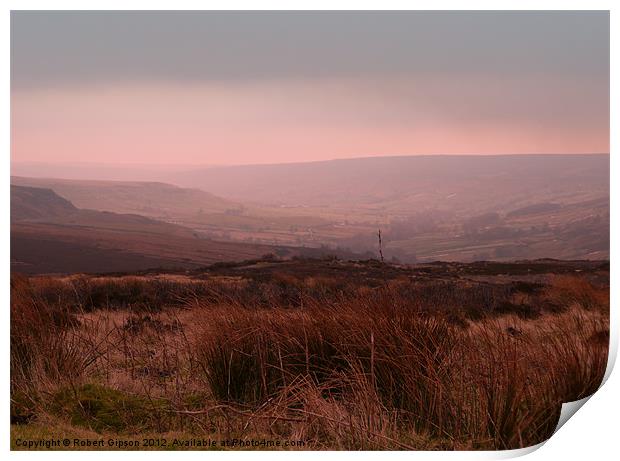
[11,11,610,166]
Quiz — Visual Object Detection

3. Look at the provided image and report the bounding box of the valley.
[11,154,610,273]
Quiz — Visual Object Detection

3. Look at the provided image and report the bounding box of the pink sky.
[11,12,609,166]
[11,75,609,166]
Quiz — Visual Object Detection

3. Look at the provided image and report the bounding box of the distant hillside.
[10,185,352,274]
[10,185,262,273]
[10,154,610,264]
[158,154,609,262]
[11,184,197,238]
[10,177,236,219]
[10,176,335,248]
[165,154,609,214]
[11,185,77,220]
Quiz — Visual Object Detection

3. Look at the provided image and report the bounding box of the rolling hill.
[10,177,236,218]
[10,154,610,264]
[164,154,609,215]
[10,184,78,221]
[10,185,314,274]
[159,155,609,262]
[9,176,332,238]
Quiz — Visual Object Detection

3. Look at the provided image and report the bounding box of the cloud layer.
[11,11,609,165]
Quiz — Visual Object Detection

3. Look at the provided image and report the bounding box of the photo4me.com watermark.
[14,437,309,450]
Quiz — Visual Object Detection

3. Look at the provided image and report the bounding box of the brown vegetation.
[10,259,609,450]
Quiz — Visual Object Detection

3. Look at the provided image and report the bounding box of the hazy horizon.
[12,11,609,166]
[11,151,612,168]
[10,152,609,183]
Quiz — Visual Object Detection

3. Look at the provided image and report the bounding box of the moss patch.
[50,384,167,434]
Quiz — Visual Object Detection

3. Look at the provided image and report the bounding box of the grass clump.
[196,299,458,435]
[50,384,167,434]
[10,390,38,425]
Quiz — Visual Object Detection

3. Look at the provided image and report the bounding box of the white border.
[2,2,616,460]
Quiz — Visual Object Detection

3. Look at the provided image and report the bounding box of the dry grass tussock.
[11,271,609,450]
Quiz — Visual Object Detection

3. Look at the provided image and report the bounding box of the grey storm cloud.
[11,10,609,89]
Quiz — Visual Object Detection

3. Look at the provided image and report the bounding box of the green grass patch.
[50,384,168,434]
